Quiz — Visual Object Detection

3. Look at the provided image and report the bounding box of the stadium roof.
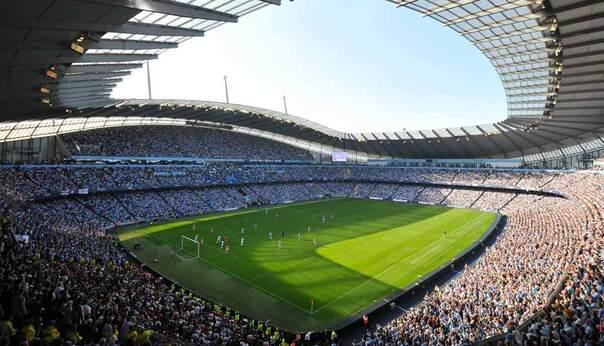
[1,0,603,160]
[0,0,279,117]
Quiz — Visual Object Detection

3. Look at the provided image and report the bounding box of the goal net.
[177,235,200,260]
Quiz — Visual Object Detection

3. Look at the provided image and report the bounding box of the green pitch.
[118,198,496,331]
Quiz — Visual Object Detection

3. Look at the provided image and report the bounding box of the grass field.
[118,198,496,331]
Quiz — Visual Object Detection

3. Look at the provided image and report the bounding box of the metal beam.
[56,94,112,103]
[55,96,112,107]
[96,39,177,50]
[543,115,604,125]
[0,54,157,66]
[50,80,122,90]
[559,25,604,40]
[549,0,602,14]
[62,71,131,82]
[0,81,117,95]
[562,48,604,60]
[54,87,114,97]
[548,115,604,121]
[51,85,116,94]
[74,0,238,22]
[560,79,604,87]
[557,12,604,27]
[80,53,158,63]
[560,69,604,78]
[556,97,604,103]
[0,39,177,52]
[55,93,111,102]
[259,0,281,4]
[564,37,604,49]
[113,22,205,37]
[539,122,598,132]
[54,79,124,89]
[0,19,205,37]
[554,105,604,110]
[66,64,143,73]
[564,59,604,69]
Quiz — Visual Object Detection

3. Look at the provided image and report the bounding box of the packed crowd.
[1,162,602,345]
[245,183,322,205]
[61,126,314,161]
[351,184,398,200]
[0,205,293,345]
[3,180,535,230]
[517,173,604,345]
[355,171,604,345]
[391,186,424,202]
[0,164,563,207]
[442,189,482,209]
[416,187,452,205]
[472,192,516,212]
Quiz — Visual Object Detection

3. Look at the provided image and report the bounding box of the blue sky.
[112,0,507,133]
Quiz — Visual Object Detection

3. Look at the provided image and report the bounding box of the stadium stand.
[355,172,604,345]
[61,126,314,161]
[1,161,603,344]
[1,0,604,344]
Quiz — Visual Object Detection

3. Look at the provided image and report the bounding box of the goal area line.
[172,249,200,262]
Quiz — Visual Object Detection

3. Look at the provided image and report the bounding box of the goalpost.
[179,235,200,259]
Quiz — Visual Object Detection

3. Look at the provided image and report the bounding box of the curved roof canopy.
[0,0,279,117]
[1,0,603,160]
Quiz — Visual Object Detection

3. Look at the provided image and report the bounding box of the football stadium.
[0,0,603,345]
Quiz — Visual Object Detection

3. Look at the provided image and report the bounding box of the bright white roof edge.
[108,98,505,139]
[112,98,346,138]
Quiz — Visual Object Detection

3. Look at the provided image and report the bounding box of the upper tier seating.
[61,126,314,161]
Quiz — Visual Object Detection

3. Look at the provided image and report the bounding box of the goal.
[179,235,200,259]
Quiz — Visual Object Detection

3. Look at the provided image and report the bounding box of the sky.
[112,0,507,133]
